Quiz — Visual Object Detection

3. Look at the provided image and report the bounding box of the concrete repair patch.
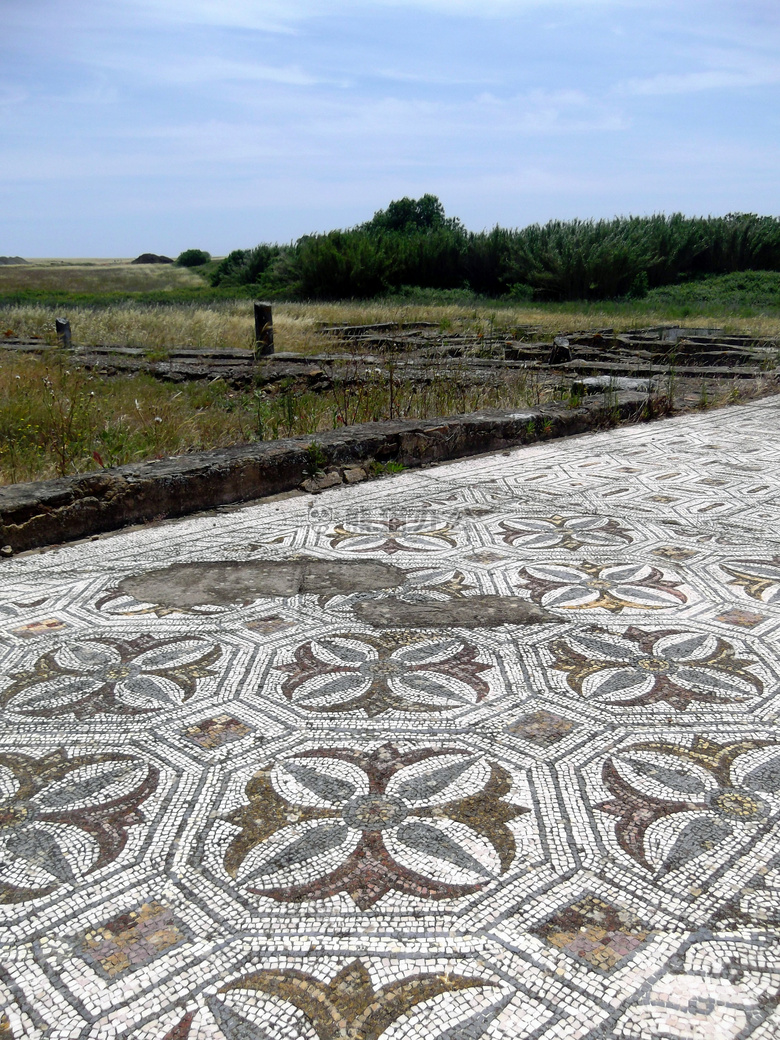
[118,558,406,608]
[353,595,556,627]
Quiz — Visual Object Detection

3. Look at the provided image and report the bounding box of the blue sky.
[2,0,778,256]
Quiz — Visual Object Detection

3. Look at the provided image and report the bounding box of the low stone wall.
[0,391,650,553]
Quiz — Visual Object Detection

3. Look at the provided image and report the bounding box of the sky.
[2,0,779,256]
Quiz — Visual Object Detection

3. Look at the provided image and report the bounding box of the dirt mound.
[0,256,27,265]
[131,253,174,264]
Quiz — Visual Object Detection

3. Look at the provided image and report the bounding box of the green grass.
[0,348,558,484]
[642,270,780,314]
[5,271,780,326]
[0,286,259,309]
[0,262,204,293]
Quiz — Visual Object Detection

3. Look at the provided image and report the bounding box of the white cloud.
[86,53,324,88]
[0,85,626,187]
[623,65,780,95]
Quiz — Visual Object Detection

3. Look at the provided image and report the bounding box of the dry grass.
[1,290,777,485]
[283,300,780,339]
[0,353,261,483]
[0,303,255,350]
[0,262,204,293]
[3,298,780,355]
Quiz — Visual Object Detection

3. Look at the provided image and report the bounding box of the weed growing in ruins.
[369,460,405,476]
[303,441,328,477]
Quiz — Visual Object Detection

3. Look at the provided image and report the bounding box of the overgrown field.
[1,260,779,486]
[0,262,204,294]
[0,347,566,484]
[4,291,780,355]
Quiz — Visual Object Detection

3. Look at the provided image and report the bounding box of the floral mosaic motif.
[616,935,780,1040]
[516,561,688,613]
[599,737,780,873]
[223,743,526,909]
[81,901,185,977]
[328,518,457,555]
[721,556,780,604]
[411,568,476,599]
[214,959,492,1040]
[533,895,648,972]
[277,632,491,716]
[0,636,221,719]
[496,515,633,552]
[0,748,158,902]
[549,626,763,711]
[717,851,780,929]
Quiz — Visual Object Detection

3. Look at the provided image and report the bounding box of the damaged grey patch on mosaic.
[353,594,557,628]
[117,558,406,607]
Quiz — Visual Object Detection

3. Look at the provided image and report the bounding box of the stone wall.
[0,391,650,553]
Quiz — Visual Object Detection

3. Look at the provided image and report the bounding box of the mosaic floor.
[1,398,780,1039]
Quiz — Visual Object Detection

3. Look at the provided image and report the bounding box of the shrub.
[203,201,780,301]
[209,245,282,287]
[176,249,212,267]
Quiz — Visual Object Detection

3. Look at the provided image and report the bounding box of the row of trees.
[209,196,780,301]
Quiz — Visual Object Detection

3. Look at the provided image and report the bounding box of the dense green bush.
[176,249,211,267]
[208,198,780,301]
[209,245,283,287]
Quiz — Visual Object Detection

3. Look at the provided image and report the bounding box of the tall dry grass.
[3,299,779,355]
[1,295,777,485]
[0,352,264,484]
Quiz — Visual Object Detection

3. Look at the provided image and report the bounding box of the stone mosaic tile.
[80,901,186,977]
[9,619,69,639]
[181,714,253,749]
[1,396,780,1038]
[507,708,576,746]
[532,895,649,972]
